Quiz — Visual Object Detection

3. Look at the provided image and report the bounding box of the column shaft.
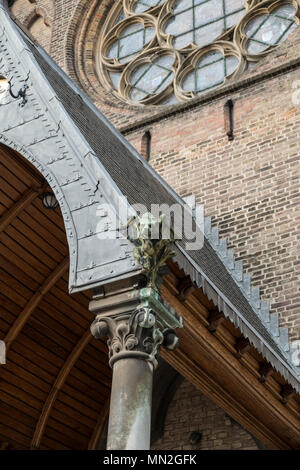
[107,358,153,450]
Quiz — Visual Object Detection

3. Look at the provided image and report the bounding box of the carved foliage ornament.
[97,0,300,106]
[90,288,183,367]
[126,212,176,290]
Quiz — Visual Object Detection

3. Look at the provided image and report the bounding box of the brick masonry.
[11,0,54,52]
[126,61,300,341]
[151,379,260,450]
[10,0,300,449]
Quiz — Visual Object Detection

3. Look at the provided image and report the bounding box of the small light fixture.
[0,76,9,101]
[189,431,202,445]
[41,192,58,210]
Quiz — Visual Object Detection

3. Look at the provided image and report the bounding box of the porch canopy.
[0,1,299,450]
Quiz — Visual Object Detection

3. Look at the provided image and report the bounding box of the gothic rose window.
[97,0,300,106]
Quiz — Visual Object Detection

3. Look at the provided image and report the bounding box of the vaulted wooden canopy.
[0,143,300,450]
[0,143,111,450]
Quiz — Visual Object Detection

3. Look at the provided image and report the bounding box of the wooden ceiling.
[0,143,111,450]
[0,142,300,450]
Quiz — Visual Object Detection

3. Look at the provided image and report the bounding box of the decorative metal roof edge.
[173,220,300,393]
[11,15,299,391]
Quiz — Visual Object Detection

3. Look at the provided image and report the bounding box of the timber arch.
[0,143,111,449]
[1,0,300,451]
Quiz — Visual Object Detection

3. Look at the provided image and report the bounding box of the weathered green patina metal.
[90,213,183,450]
[138,287,183,329]
[126,212,176,290]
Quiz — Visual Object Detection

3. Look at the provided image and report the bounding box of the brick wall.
[152,379,259,450]
[124,56,300,340]
[11,0,54,52]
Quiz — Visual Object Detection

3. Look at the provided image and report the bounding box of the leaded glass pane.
[194,19,224,48]
[160,94,180,105]
[194,1,224,28]
[130,55,175,101]
[134,0,165,13]
[108,24,155,63]
[174,32,194,48]
[245,5,297,54]
[101,0,299,106]
[109,72,121,90]
[225,9,245,29]
[182,51,238,94]
[165,0,246,49]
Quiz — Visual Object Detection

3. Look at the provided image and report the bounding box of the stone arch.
[65,0,113,98]
[10,0,53,52]
[64,0,149,114]
[26,6,52,52]
[26,6,52,29]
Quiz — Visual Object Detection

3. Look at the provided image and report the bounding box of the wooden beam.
[31,329,92,449]
[235,337,251,359]
[281,384,295,405]
[161,283,300,449]
[88,399,110,450]
[207,309,225,333]
[0,188,40,234]
[0,144,43,187]
[162,346,290,450]
[177,276,196,302]
[4,258,69,351]
[259,362,274,383]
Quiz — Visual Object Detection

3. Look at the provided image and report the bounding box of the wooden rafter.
[31,329,92,449]
[0,188,41,234]
[207,308,225,333]
[88,399,110,450]
[161,277,300,450]
[259,362,274,383]
[4,258,69,351]
[281,384,295,405]
[0,144,43,187]
[235,337,251,359]
[176,276,196,302]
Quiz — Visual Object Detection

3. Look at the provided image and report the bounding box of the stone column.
[90,286,182,450]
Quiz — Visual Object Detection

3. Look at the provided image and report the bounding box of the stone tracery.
[97,0,300,106]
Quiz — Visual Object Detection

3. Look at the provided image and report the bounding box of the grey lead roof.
[19,27,300,392]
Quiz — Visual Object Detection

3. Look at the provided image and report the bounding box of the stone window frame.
[96,0,300,106]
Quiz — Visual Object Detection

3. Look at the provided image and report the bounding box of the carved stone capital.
[90,287,183,368]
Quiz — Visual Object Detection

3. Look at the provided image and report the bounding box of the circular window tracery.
[182,51,239,93]
[107,22,155,64]
[130,55,175,100]
[132,0,165,13]
[162,0,246,49]
[244,4,297,54]
[97,0,300,106]
[121,50,179,103]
